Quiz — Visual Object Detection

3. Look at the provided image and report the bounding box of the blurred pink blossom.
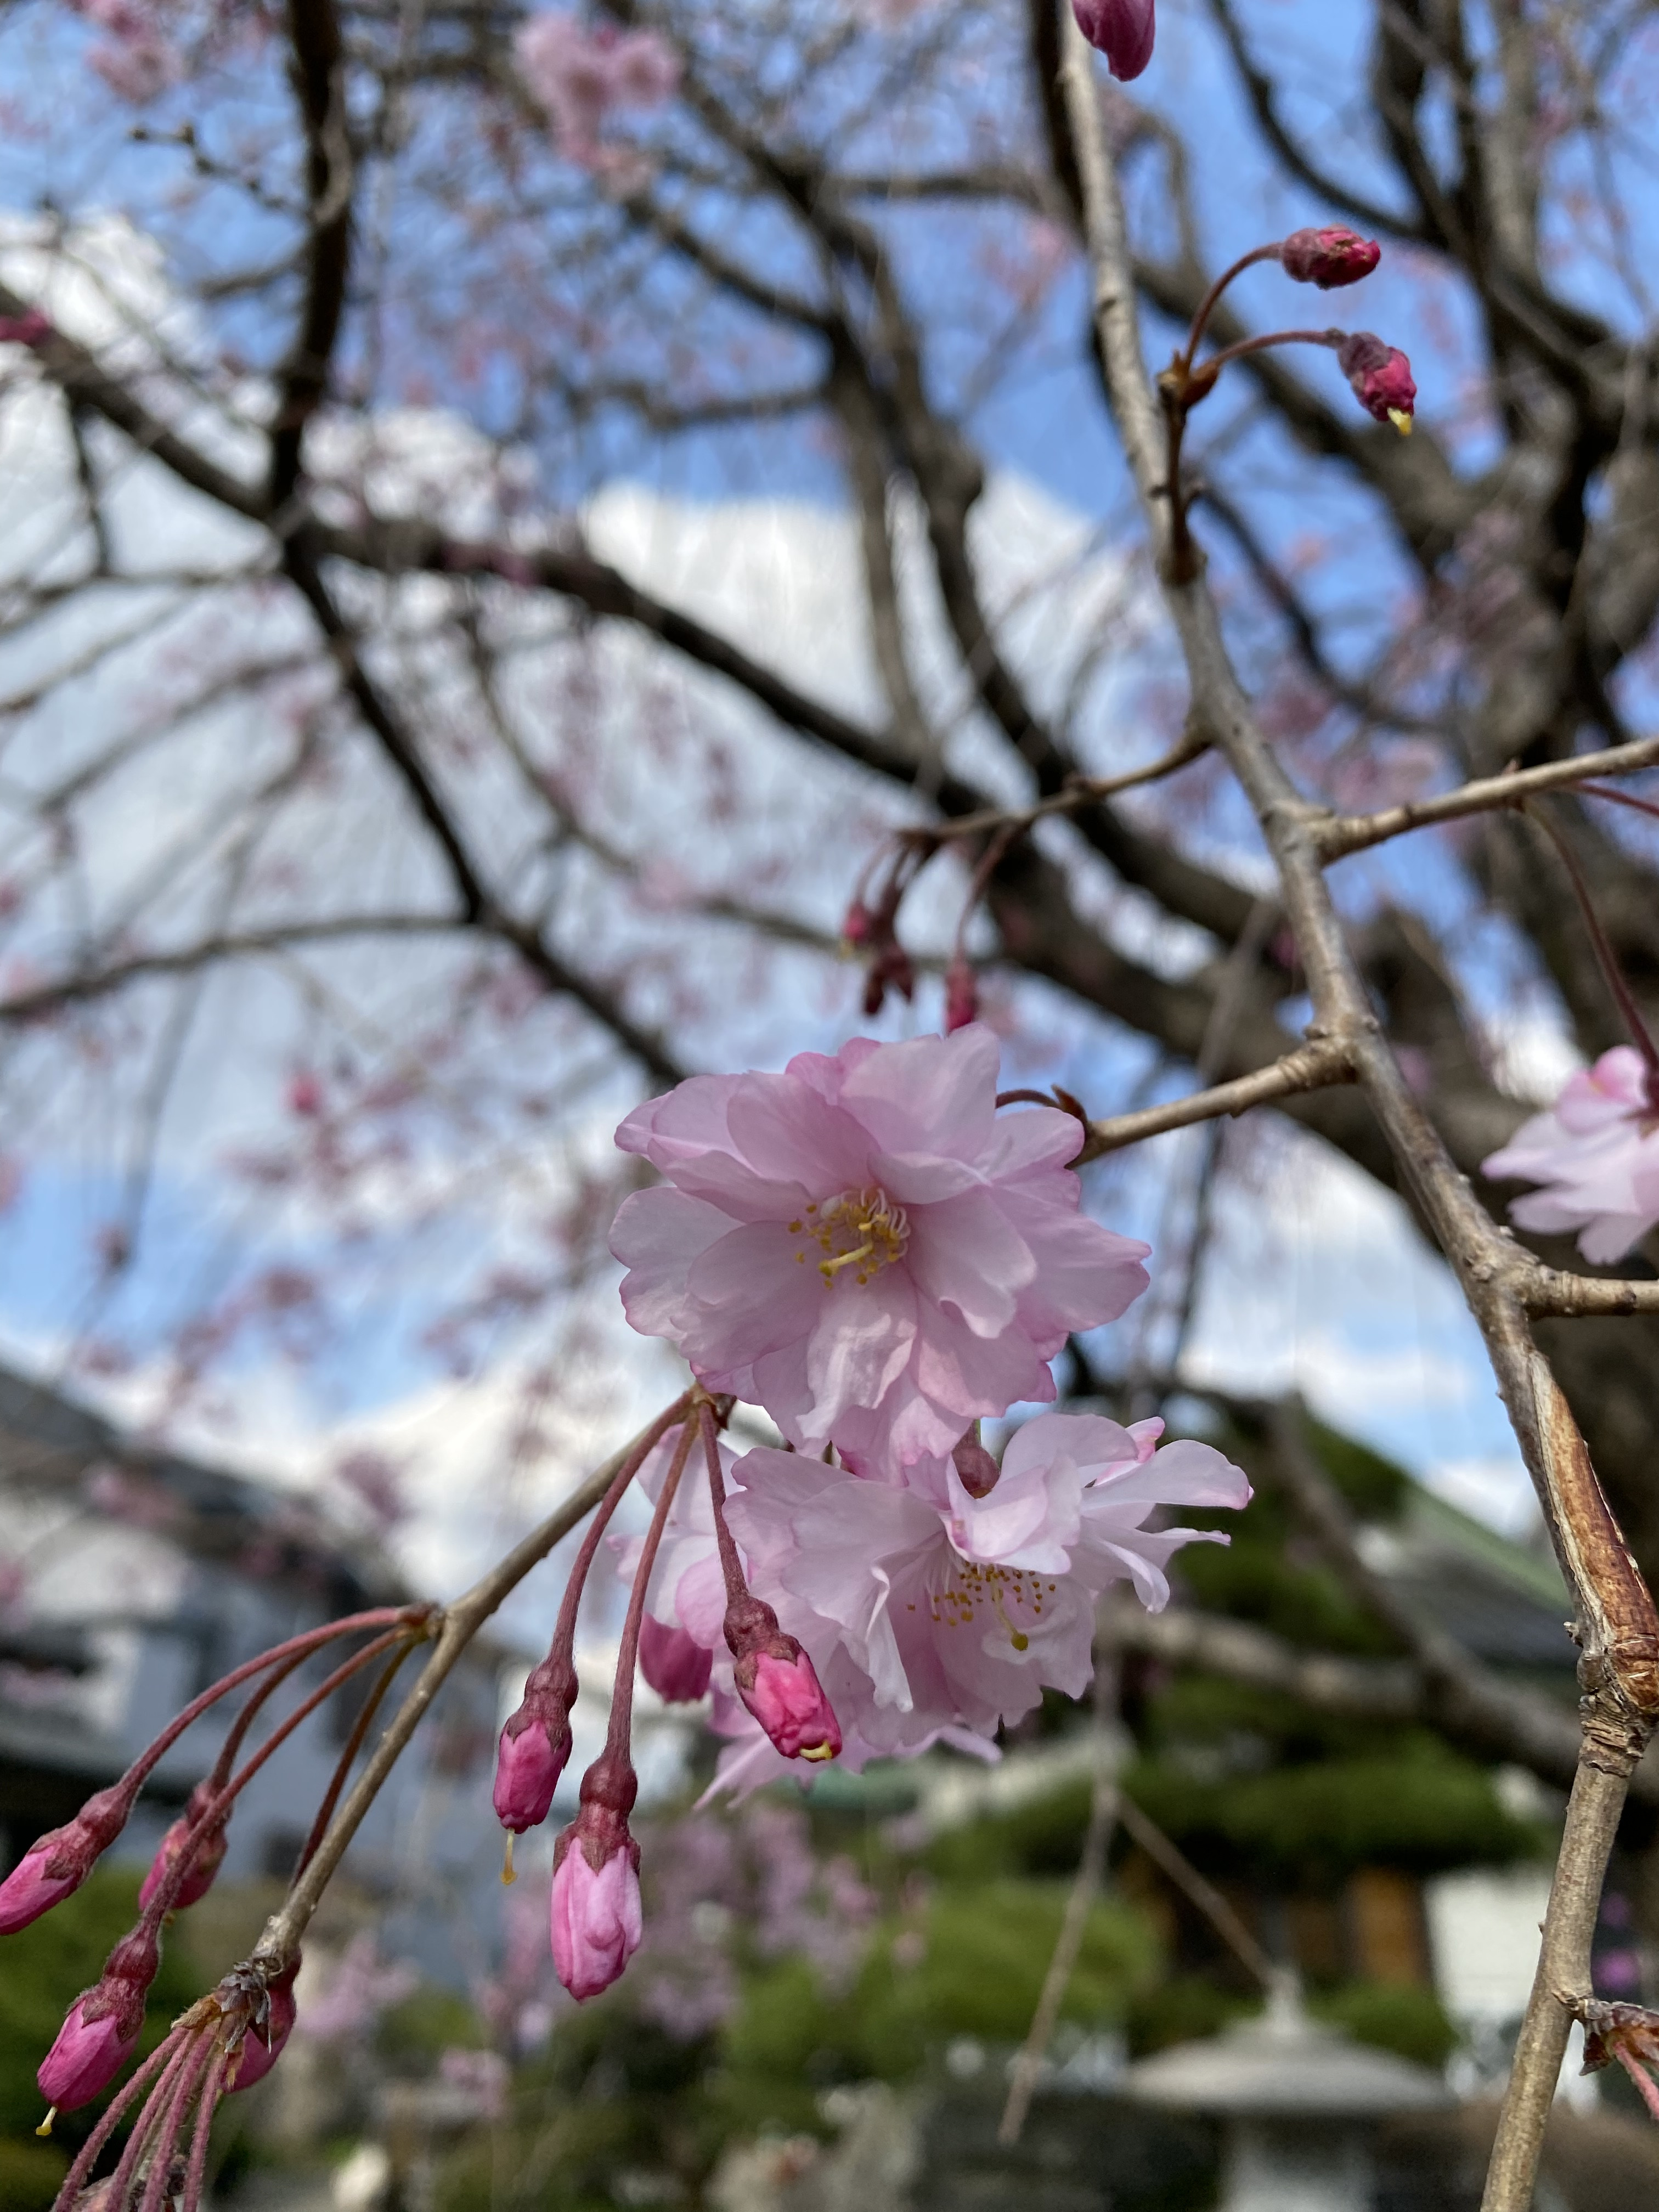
[1482,1046,1659,1262]
[514,13,679,168]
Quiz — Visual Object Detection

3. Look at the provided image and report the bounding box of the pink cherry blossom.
[610,1028,1150,1479]
[721,1415,1248,1744]
[1482,1046,1659,1263]
[551,1838,642,2000]
[1072,0,1155,82]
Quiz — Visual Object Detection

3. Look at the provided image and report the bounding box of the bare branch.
[1321,735,1659,860]
[1075,1039,1353,1163]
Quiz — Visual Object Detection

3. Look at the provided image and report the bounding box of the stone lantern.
[1125,1979,1452,2212]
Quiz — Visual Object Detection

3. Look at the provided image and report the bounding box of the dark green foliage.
[1126,1739,1544,1884]
[1310,1982,1459,2069]
[0,1867,200,2207]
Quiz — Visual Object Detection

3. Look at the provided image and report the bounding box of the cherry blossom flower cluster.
[0,1029,1248,2176]
[494,1026,1250,2003]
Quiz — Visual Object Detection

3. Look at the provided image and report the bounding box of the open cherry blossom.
[1482,1046,1659,1263]
[610,1028,1151,1479]
[720,1414,1249,1745]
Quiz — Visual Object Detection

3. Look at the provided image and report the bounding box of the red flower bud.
[951,1430,1001,1500]
[1071,0,1155,81]
[37,1928,157,2111]
[138,1782,229,1914]
[492,1652,577,1833]
[1278,227,1380,289]
[739,1648,841,1761]
[1337,331,1416,433]
[943,958,978,1035]
[637,1616,712,1703]
[37,2001,139,2113]
[1,1785,133,1934]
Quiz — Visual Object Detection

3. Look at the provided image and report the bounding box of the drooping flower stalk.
[495,1390,693,1863]
[37,1623,418,2123]
[550,1413,701,1999]
[2,1606,419,1934]
[698,1400,840,1763]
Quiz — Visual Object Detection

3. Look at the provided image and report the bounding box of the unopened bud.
[1071,0,1155,81]
[1336,331,1416,434]
[638,1616,712,1703]
[723,1596,840,1761]
[138,1782,228,1914]
[951,1429,1001,1500]
[943,957,978,1036]
[550,1833,642,2001]
[550,1748,643,2001]
[37,2002,139,2113]
[1278,227,1380,289]
[493,1651,577,1834]
[1,1785,133,1934]
[37,1929,157,2112]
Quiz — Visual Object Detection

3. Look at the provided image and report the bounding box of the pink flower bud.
[1336,331,1416,433]
[1278,227,1381,289]
[1,1785,133,1934]
[38,1928,156,2111]
[286,1071,323,1118]
[943,958,978,1035]
[493,1652,577,1833]
[1071,0,1155,81]
[0,310,50,348]
[638,1616,712,1703]
[951,1429,1001,1500]
[493,1714,569,1835]
[37,1999,140,2112]
[226,1962,298,2094]
[739,1651,842,1762]
[138,1784,228,1914]
[723,1595,841,1762]
[550,1833,643,2001]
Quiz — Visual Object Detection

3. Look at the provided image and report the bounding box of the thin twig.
[999,1657,1121,2146]
[1074,1037,1352,1163]
[1318,733,1659,860]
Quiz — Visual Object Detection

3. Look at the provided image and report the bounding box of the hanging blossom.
[610,1026,1151,1482]
[720,1415,1249,1751]
[1482,1046,1659,1264]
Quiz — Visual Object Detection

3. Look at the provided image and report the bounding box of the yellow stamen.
[801,1742,836,1762]
[501,1834,517,1886]
[1387,409,1412,436]
[36,2111,55,2138]
[820,1239,874,1280]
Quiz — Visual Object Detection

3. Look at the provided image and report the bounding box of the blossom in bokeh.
[1482,1046,1659,1263]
